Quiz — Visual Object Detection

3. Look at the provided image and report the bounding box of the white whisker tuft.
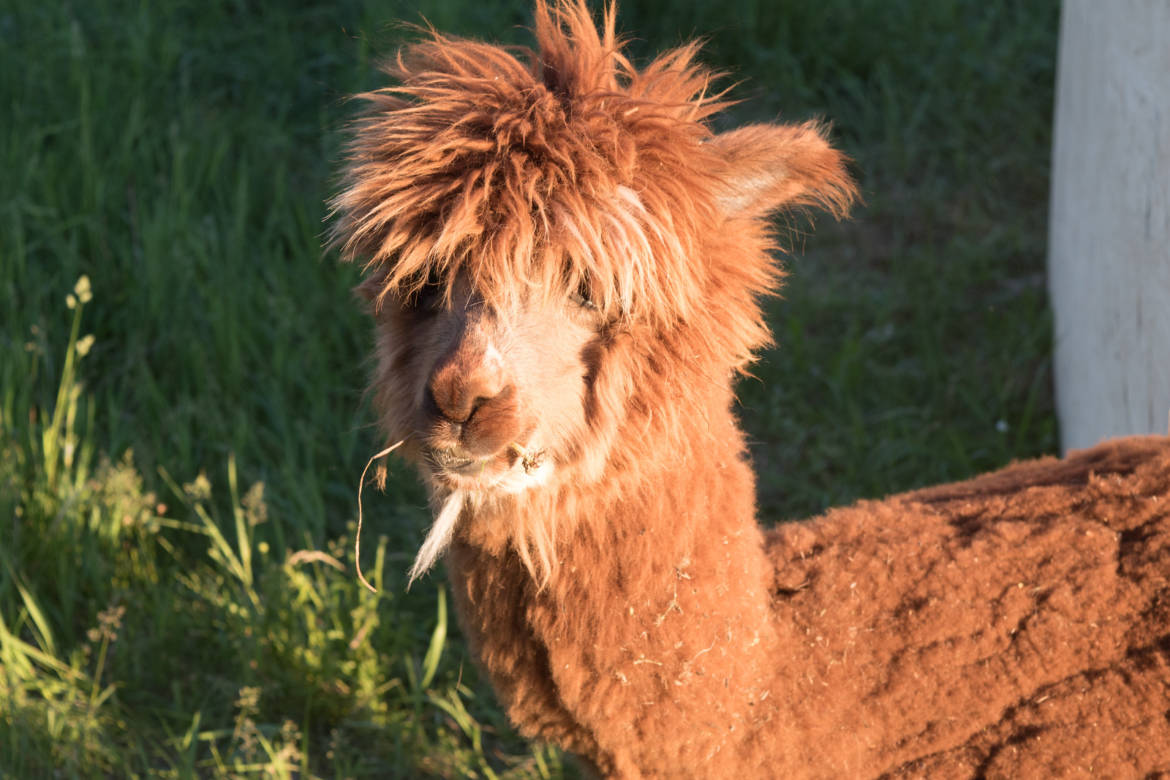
[407,489,466,588]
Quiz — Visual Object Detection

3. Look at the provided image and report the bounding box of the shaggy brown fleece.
[441,437,1170,778]
[332,2,1170,777]
[767,435,1170,777]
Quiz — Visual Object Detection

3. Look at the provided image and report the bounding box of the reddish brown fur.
[333,2,1170,776]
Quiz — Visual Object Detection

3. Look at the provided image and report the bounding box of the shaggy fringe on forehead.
[329,0,732,324]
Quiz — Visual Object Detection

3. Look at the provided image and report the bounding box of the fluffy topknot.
[333,0,856,385]
[330,0,733,326]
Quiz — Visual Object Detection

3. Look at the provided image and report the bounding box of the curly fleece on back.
[767,435,1170,777]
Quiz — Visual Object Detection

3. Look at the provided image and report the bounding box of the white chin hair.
[407,454,555,584]
[407,489,465,586]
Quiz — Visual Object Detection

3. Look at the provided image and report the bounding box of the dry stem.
[355,440,404,593]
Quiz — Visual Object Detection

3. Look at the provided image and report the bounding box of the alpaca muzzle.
[424,330,526,462]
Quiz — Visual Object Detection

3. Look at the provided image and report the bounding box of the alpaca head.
[331,0,856,576]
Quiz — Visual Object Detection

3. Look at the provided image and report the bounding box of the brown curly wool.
[332,2,1170,776]
[767,436,1170,777]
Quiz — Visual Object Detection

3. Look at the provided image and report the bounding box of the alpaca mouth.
[428,448,490,475]
[423,443,549,489]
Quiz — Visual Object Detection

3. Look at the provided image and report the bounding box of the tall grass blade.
[420,586,447,689]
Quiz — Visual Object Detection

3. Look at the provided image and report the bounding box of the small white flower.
[74,275,93,303]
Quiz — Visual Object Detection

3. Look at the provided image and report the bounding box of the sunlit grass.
[2,0,1058,775]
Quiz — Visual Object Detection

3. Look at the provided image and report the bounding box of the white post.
[1048,0,1170,451]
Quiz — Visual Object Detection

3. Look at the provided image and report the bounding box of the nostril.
[428,383,469,424]
[423,385,447,421]
[467,394,493,417]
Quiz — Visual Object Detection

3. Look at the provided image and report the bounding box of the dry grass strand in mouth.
[355,440,404,593]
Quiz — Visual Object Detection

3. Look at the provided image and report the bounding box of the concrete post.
[1048,0,1170,451]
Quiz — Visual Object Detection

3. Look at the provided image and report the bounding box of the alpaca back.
[764,435,1170,776]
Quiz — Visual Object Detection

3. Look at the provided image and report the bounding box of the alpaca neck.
[448,394,791,771]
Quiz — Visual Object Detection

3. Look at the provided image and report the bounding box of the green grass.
[1,0,1059,776]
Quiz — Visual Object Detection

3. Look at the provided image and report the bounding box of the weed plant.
[1,0,1058,776]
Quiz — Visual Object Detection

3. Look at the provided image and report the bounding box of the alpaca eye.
[570,280,598,311]
[408,271,444,311]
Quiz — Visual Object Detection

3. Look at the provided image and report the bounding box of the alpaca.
[331,2,1170,776]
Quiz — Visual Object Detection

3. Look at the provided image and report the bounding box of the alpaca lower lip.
[429,449,489,474]
[446,459,486,474]
[433,452,474,469]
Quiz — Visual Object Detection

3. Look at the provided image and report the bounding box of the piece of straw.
[355,440,404,593]
[509,442,546,474]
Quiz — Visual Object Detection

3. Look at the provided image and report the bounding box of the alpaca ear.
[708,121,857,220]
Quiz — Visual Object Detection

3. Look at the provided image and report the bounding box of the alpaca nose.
[429,363,505,423]
[427,343,510,425]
